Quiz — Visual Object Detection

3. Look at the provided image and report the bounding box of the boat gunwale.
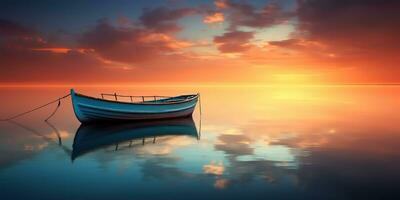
[74,92,198,106]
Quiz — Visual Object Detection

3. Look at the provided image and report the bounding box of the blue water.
[1,86,400,200]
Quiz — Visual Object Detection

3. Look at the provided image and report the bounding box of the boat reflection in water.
[71,117,199,160]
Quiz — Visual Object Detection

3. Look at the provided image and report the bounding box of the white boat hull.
[70,89,198,123]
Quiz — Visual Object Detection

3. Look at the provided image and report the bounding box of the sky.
[0,0,399,85]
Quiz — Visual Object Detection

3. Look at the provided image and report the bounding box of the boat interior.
[99,93,198,104]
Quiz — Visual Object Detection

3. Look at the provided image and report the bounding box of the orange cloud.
[140,33,193,49]
[203,12,224,24]
[31,48,71,54]
[214,0,228,9]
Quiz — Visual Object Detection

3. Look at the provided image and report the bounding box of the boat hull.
[70,89,198,123]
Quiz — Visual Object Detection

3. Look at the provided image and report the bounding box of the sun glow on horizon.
[271,73,322,85]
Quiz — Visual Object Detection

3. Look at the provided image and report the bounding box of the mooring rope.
[0,93,70,122]
[198,93,202,140]
[198,93,202,116]
[44,99,61,122]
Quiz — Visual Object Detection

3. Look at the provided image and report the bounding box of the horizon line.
[1,83,400,88]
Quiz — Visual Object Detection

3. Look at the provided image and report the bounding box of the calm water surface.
[1,86,400,200]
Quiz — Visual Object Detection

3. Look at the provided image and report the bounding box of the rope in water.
[0,93,70,122]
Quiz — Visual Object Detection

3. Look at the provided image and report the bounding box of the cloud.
[211,1,295,54]
[268,39,302,48]
[0,17,197,83]
[250,0,400,72]
[0,48,109,82]
[203,12,224,24]
[217,0,293,30]
[0,19,36,37]
[79,20,193,64]
[214,0,228,9]
[296,0,400,62]
[0,19,121,82]
[214,30,254,53]
[267,38,331,58]
[139,6,196,33]
[0,19,47,50]
[31,48,74,54]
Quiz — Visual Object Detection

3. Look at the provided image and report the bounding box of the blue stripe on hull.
[79,106,195,121]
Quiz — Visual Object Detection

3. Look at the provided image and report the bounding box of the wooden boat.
[71,117,198,160]
[70,89,199,123]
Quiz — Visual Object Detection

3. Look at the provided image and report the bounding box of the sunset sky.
[1,0,399,85]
